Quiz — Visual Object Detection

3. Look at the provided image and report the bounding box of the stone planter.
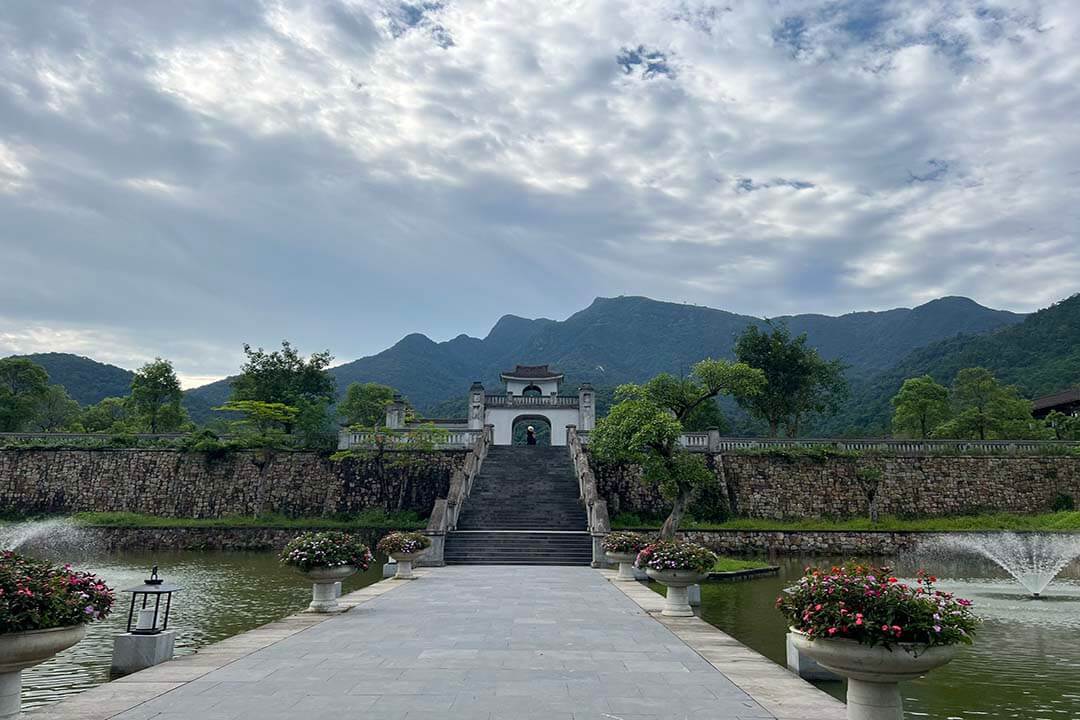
[297,565,357,612]
[605,551,639,582]
[645,568,707,617]
[789,629,959,720]
[389,550,426,580]
[0,625,87,719]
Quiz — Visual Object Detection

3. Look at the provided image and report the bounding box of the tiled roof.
[501,364,563,379]
[1032,388,1080,411]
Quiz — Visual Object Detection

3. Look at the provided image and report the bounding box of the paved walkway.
[32,566,843,720]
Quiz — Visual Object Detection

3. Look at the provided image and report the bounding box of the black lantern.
[122,566,181,635]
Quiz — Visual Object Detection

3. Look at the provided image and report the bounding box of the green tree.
[890,375,951,438]
[734,321,848,436]
[79,397,132,433]
[590,359,765,538]
[338,382,396,427]
[30,385,80,431]
[0,357,50,431]
[215,400,299,439]
[934,367,1038,440]
[231,341,335,434]
[130,358,185,433]
[681,397,729,433]
[1044,410,1080,441]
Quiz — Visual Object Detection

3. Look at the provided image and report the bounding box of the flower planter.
[388,550,426,580]
[297,565,357,612]
[0,625,87,719]
[789,630,959,720]
[606,551,638,582]
[645,568,706,617]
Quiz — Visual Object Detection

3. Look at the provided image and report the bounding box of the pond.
[680,554,1080,719]
[13,548,383,711]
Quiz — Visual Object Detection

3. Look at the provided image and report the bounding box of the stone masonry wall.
[0,449,466,518]
[595,453,1080,520]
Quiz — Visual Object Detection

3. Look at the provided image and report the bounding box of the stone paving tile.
[30,566,845,720]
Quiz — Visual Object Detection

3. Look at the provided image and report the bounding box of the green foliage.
[214,400,298,440]
[279,531,374,571]
[610,511,1080,532]
[711,557,772,572]
[933,367,1040,440]
[376,531,432,555]
[30,385,80,431]
[129,358,186,433]
[1051,493,1075,512]
[734,321,848,436]
[78,396,133,433]
[1044,410,1080,441]
[891,375,951,439]
[338,383,396,427]
[0,552,114,633]
[0,357,50,431]
[231,341,335,409]
[601,531,653,554]
[7,353,134,406]
[72,509,425,529]
[635,539,717,573]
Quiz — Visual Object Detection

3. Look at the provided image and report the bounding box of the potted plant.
[777,563,980,720]
[635,540,717,616]
[376,532,432,580]
[279,531,373,612]
[602,532,651,582]
[1,551,114,718]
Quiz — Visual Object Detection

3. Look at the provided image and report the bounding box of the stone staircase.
[444,446,592,565]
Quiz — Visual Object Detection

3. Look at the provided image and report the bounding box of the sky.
[0,0,1078,388]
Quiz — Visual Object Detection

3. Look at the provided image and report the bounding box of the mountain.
[9,353,134,406]
[824,294,1080,434]
[184,294,1025,423]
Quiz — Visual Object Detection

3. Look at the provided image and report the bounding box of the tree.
[79,397,132,433]
[1044,410,1080,441]
[734,322,848,437]
[30,385,80,431]
[933,367,1038,440]
[215,400,299,438]
[590,359,765,538]
[130,358,185,433]
[338,382,396,427]
[231,341,335,434]
[0,357,50,431]
[890,375,951,439]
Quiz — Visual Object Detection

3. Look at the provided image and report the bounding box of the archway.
[521,384,543,397]
[512,414,552,446]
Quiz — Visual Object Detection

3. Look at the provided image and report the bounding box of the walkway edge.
[600,569,846,720]
[25,575,418,720]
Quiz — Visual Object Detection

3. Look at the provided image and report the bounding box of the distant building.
[1032,388,1080,419]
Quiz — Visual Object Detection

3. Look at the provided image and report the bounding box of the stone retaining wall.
[595,453,1080,520]
[83,526,391,553]
[0,449,466,518]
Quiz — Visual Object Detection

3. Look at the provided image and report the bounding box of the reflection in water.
[688,555,1080,720]
[18,551,383,711]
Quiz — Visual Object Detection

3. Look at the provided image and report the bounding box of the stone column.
[578,383,595,431]
[384,394,407,429]
[468,382,485,430]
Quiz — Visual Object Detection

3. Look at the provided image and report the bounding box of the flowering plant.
[635,540,717,573]
[776,563,980,649]
[1,551,114,634]
[602,531,652,554]
[279,532,373,572]
[376,531,432,556]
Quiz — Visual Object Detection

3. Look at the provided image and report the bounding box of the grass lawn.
[711,557,773,573]
[67,509,426,530]
[612,510,1080,532]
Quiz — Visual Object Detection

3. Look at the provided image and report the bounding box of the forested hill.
[9,353,134,406]
[822,294,1080,435]
[181,294,1024,422]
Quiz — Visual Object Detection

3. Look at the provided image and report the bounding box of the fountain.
[925,532,1080,597]
[0,518,91,559]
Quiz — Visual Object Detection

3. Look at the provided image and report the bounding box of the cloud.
[0,0,1077,382]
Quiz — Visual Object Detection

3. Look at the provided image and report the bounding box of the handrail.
[576,431,1080,455]
[482,395,580,408]
[423,425,492,565]
[338,428,482,450]
[567,425,610,567]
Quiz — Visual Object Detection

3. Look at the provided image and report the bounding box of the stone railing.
[423,425,493,565]
[0,432,194,443]
[337,428,482,450]
[567,425,610,567]
[578,430,1079,455]
[483,394,580,408]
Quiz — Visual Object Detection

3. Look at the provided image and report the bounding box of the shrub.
[376,531,432,556]
[1051,493,1075,512]
[279,531,373,571]
[1,551,114,634]
[601,531,652,554]
[776,562,980,649]
[635,540,717,573]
